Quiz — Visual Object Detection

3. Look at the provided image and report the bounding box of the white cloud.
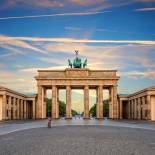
[0,37,155,94]
[1,36,155,45]
[0,69,36,93]
[135,7,155,11]
[0,35,47,54]
[121,70,155,79]
[0,11,109,20]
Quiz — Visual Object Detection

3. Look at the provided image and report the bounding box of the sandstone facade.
[0,86,36,121]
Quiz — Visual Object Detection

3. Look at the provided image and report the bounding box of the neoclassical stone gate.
[35,68,119,119]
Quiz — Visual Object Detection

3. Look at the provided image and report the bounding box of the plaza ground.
[0,119,155,155]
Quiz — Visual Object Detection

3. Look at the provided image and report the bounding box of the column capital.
[66,85,71,89]
[84,85,89,89]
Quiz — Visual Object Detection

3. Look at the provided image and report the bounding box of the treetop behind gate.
[68,50,87,68]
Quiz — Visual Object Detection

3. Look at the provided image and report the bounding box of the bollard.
[47,117,51,128]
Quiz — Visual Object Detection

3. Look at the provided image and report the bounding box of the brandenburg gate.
[35,51,119,119]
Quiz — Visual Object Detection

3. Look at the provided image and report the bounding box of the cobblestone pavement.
[0,118,155,135]
[0,125,155,155]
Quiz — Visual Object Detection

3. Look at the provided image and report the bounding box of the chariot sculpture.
[68,50,87,68]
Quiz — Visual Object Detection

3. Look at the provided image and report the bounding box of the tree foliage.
[89,100,109,117]
[46,98,78,117]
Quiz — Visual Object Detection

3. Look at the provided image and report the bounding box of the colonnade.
[119,95,151,120]
[37,85,119,119]
[127,96,151,120]
[2,95,35,120]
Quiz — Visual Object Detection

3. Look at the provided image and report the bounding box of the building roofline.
[37,69,118,72]
[127,86,155,97]
[0,86,36,98]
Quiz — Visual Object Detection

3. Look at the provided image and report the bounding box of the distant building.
[0,51,155,121]
[0,85,155,121]
[0,86,37,121]
[118,86,155,121]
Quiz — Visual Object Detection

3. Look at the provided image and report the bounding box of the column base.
[96,117,104,120]
[83,117,90,119]
[51,117,60,120]
[65,117,72,119]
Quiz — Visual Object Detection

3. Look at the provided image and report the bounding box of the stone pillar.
[96,85,103,119]
[21,100,24,119]
[8,96,11,120]
[128,100,131,119]
[112,85,118,119]
[26,101,28,119]
[131,99,134,119]
[142,97,145,119]
[119,100,123,119]
[109,87,113,119]
[66,85,72,119]
[133,99,137,119]
[37,85,43,119]
[24,100,27,119]
[137,98,141,119]
[32,100,36,119]
[2,95,7,120]
[52,85,59,119]
[13,97,16,119]
[16,98,19,119]
[84,85,89,119]
[147,95,151,120]
[43,88,46,119]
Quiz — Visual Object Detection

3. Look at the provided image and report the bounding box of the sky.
[0,0,155,102]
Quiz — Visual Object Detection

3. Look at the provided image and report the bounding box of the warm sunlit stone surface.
[0,125,155,155]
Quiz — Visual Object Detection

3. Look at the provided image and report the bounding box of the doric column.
[133,99,136,119]
[21,100,24,119]
[128,100,131,119]
[43,88,46,119]
[26,101,28,119]
[32,99,36,119]
[66,85,72,119]
[109,87,113,119]
[13,97,16,119]
[37,85,43,119]
[137,98,141,119]
[2,95,7,120]
[112,85,118,119]
[96,85,103,119]
[142,97,145,119]
[8,96,11,120]
[16,98,19,119]
[146,95,151,120]
[84,85,89,119]
[132,100,134,119]
[150,95,155,121]
[52,85,59,119]
[119,100,123,119]
[18,99,21,119]
[24,100,27,119]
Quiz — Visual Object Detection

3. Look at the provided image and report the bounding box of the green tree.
[89,104,96,117]
[46,98,78,117]
[89,100,109,117]
[72,109,78,116]
[59,100,66,117]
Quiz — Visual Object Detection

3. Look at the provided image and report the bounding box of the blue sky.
[0,0,155,96]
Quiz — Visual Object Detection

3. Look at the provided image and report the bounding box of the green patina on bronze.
[68,51,87,68]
